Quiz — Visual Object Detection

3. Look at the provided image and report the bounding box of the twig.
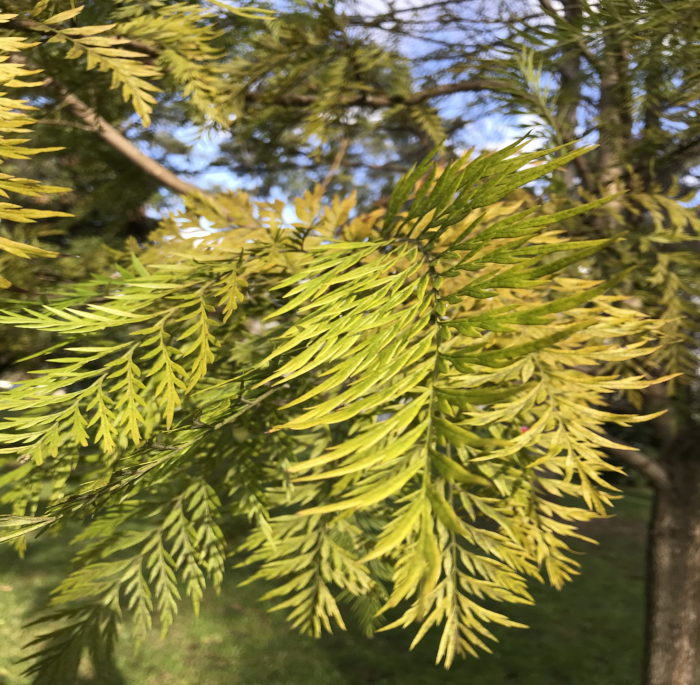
[9,55,230,214]
[318,138,349,194]
[246,78,523,110]
[603,436,671,492]
[214,386,278,430]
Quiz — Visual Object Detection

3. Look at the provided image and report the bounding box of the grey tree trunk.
[644,427,700,685]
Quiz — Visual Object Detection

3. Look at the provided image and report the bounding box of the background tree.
[0,2,698,685]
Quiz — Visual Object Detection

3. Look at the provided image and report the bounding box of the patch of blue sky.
[148,0,681,224]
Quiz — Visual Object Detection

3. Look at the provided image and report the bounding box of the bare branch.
[408,80,520,104]
[12,54,203,199]
[50,81,201,197]
[604,438,672,492]
[318,138,349,194]
[247,78,521,110]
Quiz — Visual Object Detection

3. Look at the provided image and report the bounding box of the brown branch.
[318,138,349,194]
[246,78,519,110]
[408,80,520,104]
[6,21,213,198]
[12,54,202,198]
[50,81,201,197]
[604,439,672,492]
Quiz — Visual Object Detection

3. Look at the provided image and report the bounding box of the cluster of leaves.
[0,138,669,681]
[16,0,271,126]
[0,1,277,362]
[0,5,695,680]
[0,13,77,290]
[210,2,442,197]
[475,18,700,399]
[223,5,427,134]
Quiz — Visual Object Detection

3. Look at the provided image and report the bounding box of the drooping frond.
[0,141,666,678]
[232,142,667,663]
[0,14,73,290]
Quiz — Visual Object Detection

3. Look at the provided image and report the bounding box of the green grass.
[0,489,652,685]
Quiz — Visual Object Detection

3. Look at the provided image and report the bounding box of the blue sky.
[144,0,616,224]
[152,0,538,202]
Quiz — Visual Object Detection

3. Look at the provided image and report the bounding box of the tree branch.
[408,80,520,104]
[5,22,226,202]
[51,80,201,197]
[13,55,202,198]
[9,15,517,133]
[246,78,519,110]
[604,438,672,491]
[8,15,511,113]
[318,138,349,194]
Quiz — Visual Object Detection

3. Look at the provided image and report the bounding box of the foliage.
[0,0,271,243]
[473,2,700,396]
[0,493,652,685]
[21,0,262,126]
[0,13,74,290]
[0,128,669,681]
[0,1,696,683]
[213,2,432,196]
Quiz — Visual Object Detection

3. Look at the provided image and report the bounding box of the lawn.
[0,489,652,685]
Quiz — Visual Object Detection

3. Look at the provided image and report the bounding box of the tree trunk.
[555,0,596,194]
[644,427,700,685]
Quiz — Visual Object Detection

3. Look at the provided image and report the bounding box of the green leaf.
[430,451,491,487]
[44,6,85,24]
